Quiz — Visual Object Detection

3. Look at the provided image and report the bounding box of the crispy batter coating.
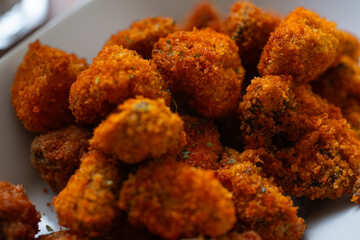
[184,2,221,31]
[36,231,89,240]
[69,45,170,124]
[90,97,185,164]
[11,40,88,132]
[342,31,360,61]
[312,56,360,138]
[105,17,179,59]
[152,28,245,118]
[0,181,41,240]
[258,7,344,83]
[216,148,305,240]
[119,160,236,239]
[177,115,222,169]
[223,1,281,66]
[239,75,360,200]
[30,125,92,193]
[53,150,122,237]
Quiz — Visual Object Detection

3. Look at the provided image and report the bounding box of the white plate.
[1,0,360,238]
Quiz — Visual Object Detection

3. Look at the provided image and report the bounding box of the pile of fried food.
[3,1,360,239]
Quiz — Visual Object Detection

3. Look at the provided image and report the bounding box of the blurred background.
[0,0,81,57]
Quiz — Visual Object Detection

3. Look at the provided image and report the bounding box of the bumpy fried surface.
[36,231,89,240]
[258,7,344,83]
[312,56,360,138]
[69,45,170,124]
[0,181,41,240]
[239,75,360,200]
[105,17,179,59]
[119,160,236,239]
[177,115,222,169]
[30,125,92,193]
[184,2,221,31]
[11,40,87,132]
[53,150,122,237]
[91,97,185,164]
[342,31,360,61]
[216,148,305,240]
[223,1,281,66]
[152,28,245,118]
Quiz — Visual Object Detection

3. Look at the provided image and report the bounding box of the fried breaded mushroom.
[258,7,344,83]
[223,1,281,66]
[36,231,89,240]
[119,160,236,239]
[153,28,245,118]
[69,45,170,124]
[239,75,360,200]
[11,40,87,132]
[30,125,92,193]
[342,31,360,61]
[177,115,222,169]
[90,97,185,164]
[0,181,41,240]
[105,17,179,59]
[216,148,306,240]
[311,56,360,138]
[53,150,122,237]
[183,2,221,31]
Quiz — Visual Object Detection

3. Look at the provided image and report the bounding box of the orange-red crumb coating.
[342,31,360,61]
[312,56,360,138]
[119,160,236,239]
[184,2,221,31]
[69,45,170,124]
[152,28,245,118]
[90,97,185,164]
[258,7,344,83]
[11,40,87,132]
[30,125,92,193]
[0,181,41,240]
[36,231,89,240]
[105,17,179,59]
[216,148,306,240]
[177,115,222,169]
[53,150,122,237]
[239,75,360,200]
[223,1,281,66]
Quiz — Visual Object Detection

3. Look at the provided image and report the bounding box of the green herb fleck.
[133,53,137,56]
[125,36,132,43]
[220,62,225,65]
[106,180,113,185]
[169,45,172,52]
[196,130,202,136]
[129,74,134,79]
[134,101,149,112]
[235,68,239,73]
[46,225,54,232]
[131,66,134,70]
[206,142,213,148]
[181,149,191,159]
[179,51,184,56]
[164,89,171,93]
[194,53,201,58]
[172,20,176,26]
[188,122,202,129]
[261,186,266,193]
[171,95,178,113]
[227,158,235,164]
[166,40,171,44]
[95,77,99,84]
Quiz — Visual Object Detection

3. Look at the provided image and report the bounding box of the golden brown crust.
[184,2,222,31]
[0,181,41,240]
[216,148,306,240]
[53,150,122,237]
[342,31,360,61]
[11,40,88,132]
[177,115,222,169]
[105,17,178,59]
[30,125,92,193]
[223,1,281,66]
[258,7,344,83]
[119,160,236,239]
[239,75,360,200]
[152,28,245,118]
[69,45,170,124]
[90,97,186,164]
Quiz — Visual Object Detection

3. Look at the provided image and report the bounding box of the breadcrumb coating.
[152,28,245,118]
[223,1,281,66]
[53,150,122,237]
[177,115,222,169]
[184,2,221,31]
[30,125,92,193]
[11,40,87,132]
[105,17,179,59]
[69,45,170,124]
[0,181,41,240]
[119,160,236,239]
[258,7,344,83]
[216,148,306,240]
[90,97,185,164]
[239,75,360,200]
[342,31,360,61]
